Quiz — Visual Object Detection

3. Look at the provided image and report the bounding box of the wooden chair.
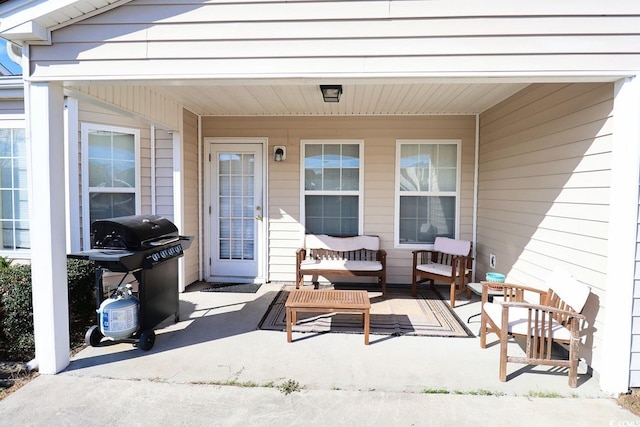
[411,237,473,308]
[479,268,591,387]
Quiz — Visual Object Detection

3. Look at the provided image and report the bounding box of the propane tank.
[98,284,139,340]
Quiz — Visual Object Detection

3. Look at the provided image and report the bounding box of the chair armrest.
[377,249,387,265]
[296,248,306,264]
[480,281,547,304]
[412,249,434,267]
[452,255,473,269]
[450,255,473,282]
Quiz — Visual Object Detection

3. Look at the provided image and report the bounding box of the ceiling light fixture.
[320,85,342,103]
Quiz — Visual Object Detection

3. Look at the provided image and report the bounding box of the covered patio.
[0,0,638,397]
[66,282,599,396]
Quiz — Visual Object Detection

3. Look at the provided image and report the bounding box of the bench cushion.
[546,268,591,313]
[304,234,379,251]
[483,302,572,341]
[299,259,383,272]
[416,262,461,276]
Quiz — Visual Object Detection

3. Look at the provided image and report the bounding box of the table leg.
[364,310,370,345]
[286,307,292,342]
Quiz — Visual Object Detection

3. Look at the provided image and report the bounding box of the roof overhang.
[0,0,132,45]
[1,1,635,117]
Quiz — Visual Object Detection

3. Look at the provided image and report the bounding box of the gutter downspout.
[472,113,480,282]
[150,125,156,215]
[197,115,203,281]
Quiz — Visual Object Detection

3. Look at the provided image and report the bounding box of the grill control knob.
[152,253,160,262]
[168,247,175,256]
[160,250,168,258]
[175,245,182,253]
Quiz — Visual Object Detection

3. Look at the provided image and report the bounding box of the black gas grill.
[68,214,193,350]
[86,214,190,271]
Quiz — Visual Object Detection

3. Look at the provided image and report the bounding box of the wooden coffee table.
[285,289,371,345]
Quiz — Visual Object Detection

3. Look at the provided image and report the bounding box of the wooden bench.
[285,289,371,344]
[296,234,387,297]
[479,268,591,387]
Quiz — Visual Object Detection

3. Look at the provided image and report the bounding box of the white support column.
[602,76,640,394]
[172,130,186,292]
[25,81,69,374]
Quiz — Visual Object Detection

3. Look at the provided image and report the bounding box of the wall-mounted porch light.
[320,85,342,103]
[274,146,286,162]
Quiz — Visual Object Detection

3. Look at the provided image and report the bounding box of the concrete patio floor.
[0,281,637,426]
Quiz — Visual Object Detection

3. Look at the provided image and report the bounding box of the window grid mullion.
[397,140,460,246]
[303,141,362,236]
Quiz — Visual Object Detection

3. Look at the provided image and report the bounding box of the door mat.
[200,283,262,293]
[258,286,473,338]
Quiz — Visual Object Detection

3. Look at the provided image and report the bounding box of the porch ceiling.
[147,81,530,116]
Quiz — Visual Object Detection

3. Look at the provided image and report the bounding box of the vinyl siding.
[0,99,23,115]
[69,85,180,131]
[28,1,640,80]
[153,128,174,219]
[632,182,640,386]
[202,115,476,284]
[182,109,199,286]
[478,82,614,376]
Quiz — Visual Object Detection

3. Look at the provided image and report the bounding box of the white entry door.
[207,141,264,282]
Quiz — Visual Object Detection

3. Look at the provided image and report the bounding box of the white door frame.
[203,137,268,283]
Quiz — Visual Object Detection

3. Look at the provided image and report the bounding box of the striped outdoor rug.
[258,285,473,338]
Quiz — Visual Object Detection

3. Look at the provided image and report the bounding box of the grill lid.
[92,214,179,250]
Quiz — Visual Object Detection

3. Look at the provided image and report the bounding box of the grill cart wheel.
[138,330,155,351]
[85,325,104,347]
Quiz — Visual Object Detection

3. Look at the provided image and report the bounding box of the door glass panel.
[218,152,255,260]
[231,240,242,258]
[231,197,242,216]
[220,240,230,258]
[219,219,230,239]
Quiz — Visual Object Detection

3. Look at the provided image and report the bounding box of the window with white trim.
[395,140,460,247]
[302,140,363,236]
[0,124,29,251]
[82,124,140,241]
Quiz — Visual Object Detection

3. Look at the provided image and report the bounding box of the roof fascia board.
[0,0,133,45]
[27,72,634,86]
[0,0,75,31]
[0,0,42,16]
[1,20,48,42]
[0,0,66,44]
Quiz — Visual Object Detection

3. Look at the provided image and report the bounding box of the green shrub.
[0,257,13,270]
[0,259,96,361]
[0,263,34,360]
[66,259,97,348]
